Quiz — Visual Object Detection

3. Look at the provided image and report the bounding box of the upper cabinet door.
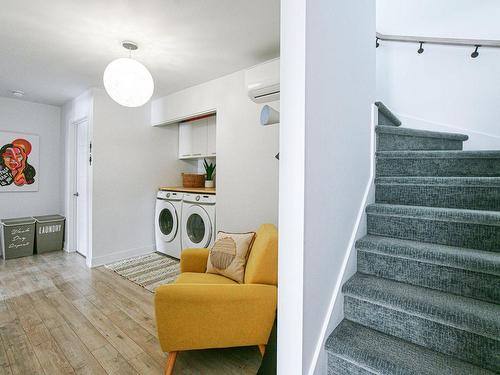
[178,115,216,159]
[178,122,193,158]
[191,118,208,157]
[207,116,216,156]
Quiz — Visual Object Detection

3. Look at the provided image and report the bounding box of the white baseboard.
[89,245,156,268]
[63,246,76,253]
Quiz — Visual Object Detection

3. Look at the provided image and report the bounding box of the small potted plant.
[204,159,216,188]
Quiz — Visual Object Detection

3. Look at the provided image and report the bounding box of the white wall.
[278,0,306,373]
[303,2,375,374]
[0,97,62,218]
[279,1,376,375]
[89,89,185,266]
[150,70,280,233]
[377,0,500,149]
[62,88,185,266]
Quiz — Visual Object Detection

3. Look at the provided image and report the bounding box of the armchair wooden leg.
[164,351,178,375]
[258,345,266,356]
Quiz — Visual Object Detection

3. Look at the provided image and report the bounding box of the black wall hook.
[376,37,380,48]
[471,45,480,58]
[417,42,424,54]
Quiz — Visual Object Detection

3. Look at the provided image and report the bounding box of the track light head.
[417,42,424,54]
[471,45,480,58]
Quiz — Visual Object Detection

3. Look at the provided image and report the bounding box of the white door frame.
[67,117,93,267]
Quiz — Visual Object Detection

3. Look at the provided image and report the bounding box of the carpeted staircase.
[325,103,500,374]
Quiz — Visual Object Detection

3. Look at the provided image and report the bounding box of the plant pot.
[205,180,215,188]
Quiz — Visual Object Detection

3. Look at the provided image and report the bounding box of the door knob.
[73,192,79,197]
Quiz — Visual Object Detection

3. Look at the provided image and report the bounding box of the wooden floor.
[0,252,261,375]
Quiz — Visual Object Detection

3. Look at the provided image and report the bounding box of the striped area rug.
[105,253,180,292]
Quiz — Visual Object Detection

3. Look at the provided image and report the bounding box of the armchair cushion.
[180,248,209,273]
[244,224,278,285]
[176,272,237,285]
[155,283,277,352]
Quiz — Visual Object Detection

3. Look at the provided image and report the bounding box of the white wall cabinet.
[207,116,216,156]
[178,115,216,159]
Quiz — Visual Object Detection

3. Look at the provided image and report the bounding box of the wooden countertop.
[159,186,216,194]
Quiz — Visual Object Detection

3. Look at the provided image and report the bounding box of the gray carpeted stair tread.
[375,176,500,186]
[376,126,467,151]
[343,273,500,340]
[357,249,500,303]
[356,235,500,276]
[377,150,500,158]
[366,204,500,226]
[376,125,468,141]
[325,320,494,375]
[375,177,500,211]
[376,150,500,177]
[375,179,500,211]
[366,204,500,251]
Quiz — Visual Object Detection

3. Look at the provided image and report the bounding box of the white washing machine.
[155,190,183,258]
[181,193,216,249]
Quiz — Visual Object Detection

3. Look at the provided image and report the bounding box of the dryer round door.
[182,205,212,248]
[156,200,179,243]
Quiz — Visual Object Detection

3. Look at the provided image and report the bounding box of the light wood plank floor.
[0,252,262,375]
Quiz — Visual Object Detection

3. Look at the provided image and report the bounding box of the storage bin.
[1,217,36,259]
[33,215,65,254]
[182,173,206,188]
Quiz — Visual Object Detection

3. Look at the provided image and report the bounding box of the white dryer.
[155,190,183,258]
[181,193,216,249]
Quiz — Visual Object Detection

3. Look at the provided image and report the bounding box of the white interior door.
[75,120,89,257]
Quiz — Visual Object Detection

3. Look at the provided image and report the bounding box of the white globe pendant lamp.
[103,41,154,107]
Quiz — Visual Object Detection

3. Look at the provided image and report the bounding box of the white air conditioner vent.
[245,58,280,103]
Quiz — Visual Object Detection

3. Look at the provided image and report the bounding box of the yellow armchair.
[155,224,278,375]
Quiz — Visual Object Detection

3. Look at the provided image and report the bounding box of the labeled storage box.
[33,215,65,254]
[1,217,36,259]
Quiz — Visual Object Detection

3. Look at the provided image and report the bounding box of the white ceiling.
[0,0,280,106]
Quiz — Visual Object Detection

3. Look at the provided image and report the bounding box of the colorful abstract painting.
[0,131,39,192]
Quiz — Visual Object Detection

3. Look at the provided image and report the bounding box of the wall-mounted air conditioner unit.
[245,58,280,104]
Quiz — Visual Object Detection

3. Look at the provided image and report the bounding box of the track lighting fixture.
[471,45,480,59]
[375,32,496,60]
[417,42,424,54]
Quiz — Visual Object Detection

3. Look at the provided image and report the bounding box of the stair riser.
[344,297,500,372]
[328,355,373,375]
[377,134,463,151]
[367,214,500,252]
[357,251,500,304]
[376,157,500,177]
[375,184,500,211]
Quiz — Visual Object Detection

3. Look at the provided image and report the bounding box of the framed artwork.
[0,131,39,192]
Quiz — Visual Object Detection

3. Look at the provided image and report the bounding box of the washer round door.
[155,200,179,243]
[182,205,212,248]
